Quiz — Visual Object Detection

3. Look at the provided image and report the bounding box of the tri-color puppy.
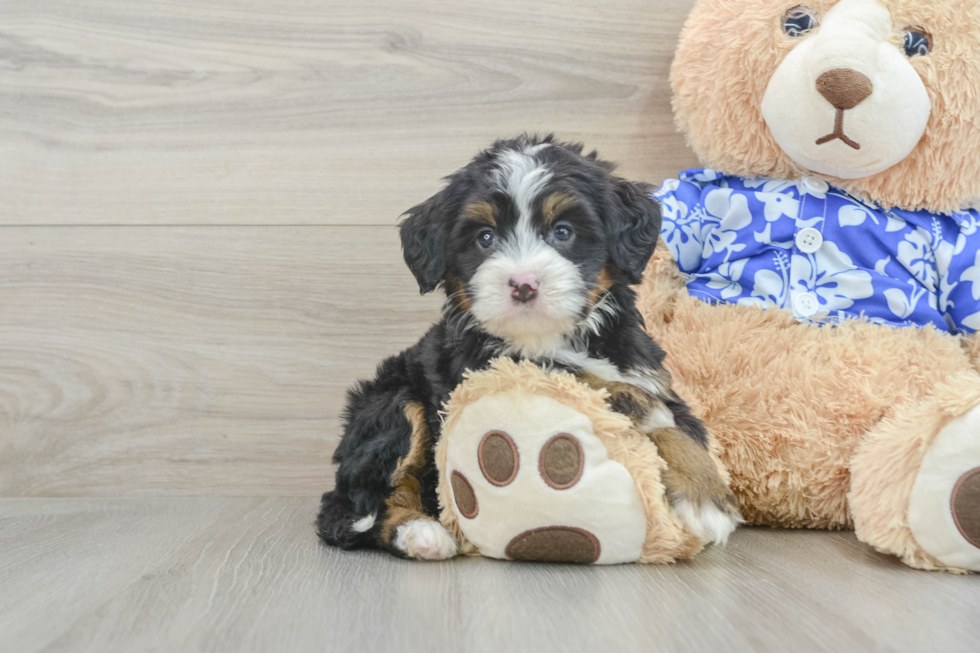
[317,135,741,560]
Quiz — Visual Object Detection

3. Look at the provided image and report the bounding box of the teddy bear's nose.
[816,68,874,111]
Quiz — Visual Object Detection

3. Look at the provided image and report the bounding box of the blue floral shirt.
[652,169,980,334]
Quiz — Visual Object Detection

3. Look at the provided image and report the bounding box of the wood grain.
[0,226,440,496]
[1,497,979,653]
[0,0,699,226]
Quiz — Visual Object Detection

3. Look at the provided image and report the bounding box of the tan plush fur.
[638,239,980,571]
[849,373,980,573]
[672,0,980,213]
[638,243,980,531]
[437,358,704,563]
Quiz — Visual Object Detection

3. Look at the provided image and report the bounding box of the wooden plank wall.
[0,0,700,496]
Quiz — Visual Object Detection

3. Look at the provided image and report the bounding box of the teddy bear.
[436,0,979,572]
[633,0,980,573]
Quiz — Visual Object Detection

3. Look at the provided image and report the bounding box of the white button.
[796,227,824,254]
[794,292,820,318]
[802,176,830,194]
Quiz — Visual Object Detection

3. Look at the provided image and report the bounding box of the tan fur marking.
[464,201,496,227]
[588,267,615,307]
[381,402,432,544]
[648,427,737,513]
[576,372,737,516]
[445,276,472,310]
[542,193,576,224]
[576,372,660,422]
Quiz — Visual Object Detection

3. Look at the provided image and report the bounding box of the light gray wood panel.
[0,226,441,496]
[0,0,699,226]
[1,498,978,653]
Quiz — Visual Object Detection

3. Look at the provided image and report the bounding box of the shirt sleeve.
[652,175,710,274]
[942,212,980,334]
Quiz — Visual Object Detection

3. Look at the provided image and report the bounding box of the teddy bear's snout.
[816,68,873,111]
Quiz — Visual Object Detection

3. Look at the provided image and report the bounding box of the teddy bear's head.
[672,0,980,213]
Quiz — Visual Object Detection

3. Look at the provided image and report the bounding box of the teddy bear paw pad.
[445,391,648,564]
[505,526,600,564]
[951,468,980,550]
[908,403,980,571]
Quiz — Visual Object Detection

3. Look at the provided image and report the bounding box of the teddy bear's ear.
[400,189,456,295]
[605,179,662,285]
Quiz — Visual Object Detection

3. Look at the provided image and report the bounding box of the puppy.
[317,135,740,560]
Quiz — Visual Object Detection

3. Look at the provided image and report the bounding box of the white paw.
[673,499,741,545]
[393,519,459,560]
[351,513,376,533]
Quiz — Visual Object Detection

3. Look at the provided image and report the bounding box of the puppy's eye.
[782,6,818,38]
[477,228,496,249]
[552,223,573,242]
[903,28,932,57]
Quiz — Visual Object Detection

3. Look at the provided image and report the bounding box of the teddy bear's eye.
[782,5,819,38]
[903,28,932,57]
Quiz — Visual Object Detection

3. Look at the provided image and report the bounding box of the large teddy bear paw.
[446,403,649,564]
[436,358,706,565]
[908,403,980,571]
[850,376,980,573]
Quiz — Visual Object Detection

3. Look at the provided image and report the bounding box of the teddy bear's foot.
[907,403,980,571]
[393,518,459,561]
[850,375,980,573]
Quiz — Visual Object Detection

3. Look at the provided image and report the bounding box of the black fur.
[317,134,708,555]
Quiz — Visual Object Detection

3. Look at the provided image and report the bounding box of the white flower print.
[701,259,749,300]
[962,251,980,300]
[743,179,798,193]
[792,241,874,311]
[684,169,723,184]
[885,284,929,319]
[963,312,980,330]
[702,189,753,258]
[755,191,800,222]
[896,226,939,292]
[839,204,878,227]
[656,180,703,272]
[745,251,791,309]
[885,212,907,232]
[954,211,978,236]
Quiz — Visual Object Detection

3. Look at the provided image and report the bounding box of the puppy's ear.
[606,180,661,285]
[400,189,454,294]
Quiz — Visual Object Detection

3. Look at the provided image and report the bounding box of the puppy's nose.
[816,68,873,111]
[509,276,538,303]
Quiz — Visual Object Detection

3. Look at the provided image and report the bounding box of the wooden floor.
[1,2,978,651]
[2,497,979,653]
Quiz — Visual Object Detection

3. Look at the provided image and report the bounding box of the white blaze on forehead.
[492,146,552,228]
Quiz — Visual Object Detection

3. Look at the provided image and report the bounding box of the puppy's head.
[400,135,661,355]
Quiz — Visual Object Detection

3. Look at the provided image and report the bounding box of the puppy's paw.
[673,498,742,545]
[654,428,743,545]
[393,518,459,560]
